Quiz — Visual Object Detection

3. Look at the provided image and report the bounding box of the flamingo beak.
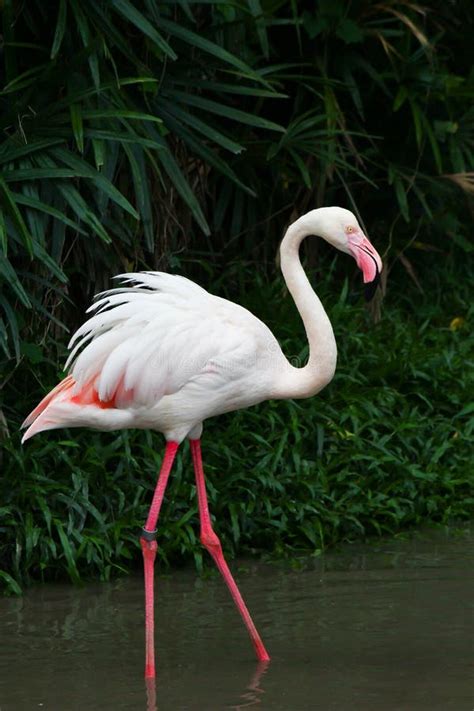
[347,233,383,301]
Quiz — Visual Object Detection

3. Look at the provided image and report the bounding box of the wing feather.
[67,272,262,410]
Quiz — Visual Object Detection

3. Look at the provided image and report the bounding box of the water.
[0,527,473,710]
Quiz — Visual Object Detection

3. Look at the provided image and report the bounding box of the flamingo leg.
[140,440,179,679]
[190,438,270,662]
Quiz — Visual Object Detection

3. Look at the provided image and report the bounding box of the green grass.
[1,254,472,594]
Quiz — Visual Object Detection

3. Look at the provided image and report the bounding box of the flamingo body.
[22,272,291,443]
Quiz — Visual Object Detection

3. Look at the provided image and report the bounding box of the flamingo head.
[311,207,383,301]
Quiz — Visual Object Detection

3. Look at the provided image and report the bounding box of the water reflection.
[0,526,472,710]
[144,660,270,711]
[145,678,157,711]
[230,660,270,710]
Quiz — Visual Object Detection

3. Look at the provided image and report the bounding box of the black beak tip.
[364,267,381,302]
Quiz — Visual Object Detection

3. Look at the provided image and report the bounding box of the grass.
[1,250,473,594]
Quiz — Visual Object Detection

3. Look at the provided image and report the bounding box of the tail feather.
[21,374,132,443]
[21,375,75,430]
[21,411,68,443]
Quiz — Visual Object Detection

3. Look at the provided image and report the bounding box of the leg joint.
[200,528,221,552]
[140,527,157,542]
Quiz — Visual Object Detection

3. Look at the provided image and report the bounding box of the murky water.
[0,527,473,710]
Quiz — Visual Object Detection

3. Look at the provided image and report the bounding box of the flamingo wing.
[67,272,262,408]
[21,272,273,442]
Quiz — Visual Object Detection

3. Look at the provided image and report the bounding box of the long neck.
[277,214,337,399]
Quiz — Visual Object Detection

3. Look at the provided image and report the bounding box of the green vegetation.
[1,1,473,593]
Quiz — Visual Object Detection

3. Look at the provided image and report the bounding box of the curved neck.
[277,214,337,399]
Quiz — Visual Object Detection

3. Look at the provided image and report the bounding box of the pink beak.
[348,234,383,284]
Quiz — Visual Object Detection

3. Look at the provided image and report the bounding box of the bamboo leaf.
[83,129,165,150]
[51,148,140,219]
[2,0,17,83]
[70,104,84,153]
[55,521,81,584]
[57,183,111,243]
[0,295,20,360]
[161,108,255,195]
[0,176,33,256]
[51,0,67,59]
[423,118,443,173]
[0,208,6,255]
[122,144,154,250]
[0,571,22,596]
[394,176,410,221]
[143,127,209,234]
[0,138,65,164]
[173,79,287,98]
[0,256,31,307]
[49,77,159,112]
[0,319,10,359]
[158,16,269,84]
[110,0,177,59]
[68,0,100,88]
[92,139,105,170]
[31,242,67,283]
[247,0,269,58]
[12,192,88,234]
[3,168,90,181]
[165,90,285,132]
[81,109,163,124]
[1,62,50,94]
[159,98,244,154]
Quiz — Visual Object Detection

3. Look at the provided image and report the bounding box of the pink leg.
[140,440,179,679]
[190,439,270,662]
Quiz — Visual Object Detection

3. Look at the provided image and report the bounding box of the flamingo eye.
[345,225,356,234]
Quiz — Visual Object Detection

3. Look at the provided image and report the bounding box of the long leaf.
[83,129,165,150]
[144,126,210,235]
[159,98,244,154]
[161,108,255,195]
[51,0,67,59]
[51,148,139,219]
[158,16,269,85]
[172,78,287,98]
[12,192,88,234]
[0,206,7,255]
[55,521,81,584]
[1,62,50,94]
[122,144,154,251]
[68,0,100,89]
[0,571,22,596]
[0,138,65,164]
[3,168,90,181]
[0,256,31,307]
[2,0,17,83]
[165,90,285,132]
[57,183,111,243]
[80,109,163,124]
[70,104,84,153]
[0,295,20,360]
[110,0,177,59]
[0,176,33,256]
[247,0,269,58]
[48,77,159,113]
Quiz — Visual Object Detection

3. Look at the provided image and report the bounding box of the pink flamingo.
[22,207,382,678]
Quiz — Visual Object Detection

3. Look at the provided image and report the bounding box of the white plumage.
[23,271,287,442]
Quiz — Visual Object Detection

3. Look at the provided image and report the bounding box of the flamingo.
[21,207,382,678]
